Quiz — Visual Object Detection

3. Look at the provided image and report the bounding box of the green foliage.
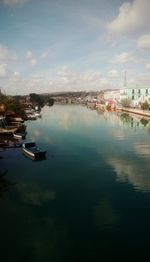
[106,104,111,111]
[0,95,6,101]
[29,93,45,107]
[0,92,7,102]
[140,101,149,110]
[1,96,24,116]
[0,90,25,116]
[29,93,54,107]
[140,118,149,127]
[120,113,131,123]
[44,96,54,106]
[120,98,131,108]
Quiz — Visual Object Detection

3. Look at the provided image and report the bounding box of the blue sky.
[0,0,150,95]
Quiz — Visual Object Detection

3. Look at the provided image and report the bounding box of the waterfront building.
[103,89,120,101]
[101,89,120,109]
[120,87,150,103]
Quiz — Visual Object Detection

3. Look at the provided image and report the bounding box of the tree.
[29,93,54,107]
[0,95,25,117]
[120,98,131,108]
[29,93,45,107]
[44,96,54,106]
[140,101,149,110]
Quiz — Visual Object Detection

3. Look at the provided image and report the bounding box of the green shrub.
[140,101,149,110]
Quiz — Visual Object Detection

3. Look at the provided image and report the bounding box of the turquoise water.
[1,105,150,261]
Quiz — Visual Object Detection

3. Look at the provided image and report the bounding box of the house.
[103,89,120,101]
[120,87,150,103]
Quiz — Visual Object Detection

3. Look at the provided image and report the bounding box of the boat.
[0,116,18,135]
[34,112,41,118]
[22,141,46,160]
[26,113,37,120]
[0,127,18,135]
[13,132,26,139]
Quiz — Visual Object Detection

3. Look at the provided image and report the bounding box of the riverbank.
[120,107,150,118]
[91,102,150,118]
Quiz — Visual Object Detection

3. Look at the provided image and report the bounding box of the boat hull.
[13,133,26,139]
[22,147,46,160]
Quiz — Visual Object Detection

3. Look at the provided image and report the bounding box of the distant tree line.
[29,93,54,108]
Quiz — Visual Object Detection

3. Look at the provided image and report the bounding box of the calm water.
[1,105,150,261]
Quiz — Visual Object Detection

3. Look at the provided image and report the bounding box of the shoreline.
[120,107,150,118]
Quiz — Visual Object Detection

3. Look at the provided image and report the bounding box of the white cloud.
[137,34,150,50]
[13,71,20,77]
[110,52,137,64]
[1,0,28,5]
[0,64,8,77]
[55,66,105,90]
[0,64,21,79]
[30,59,38,66]
[108,70,119,78]
[26,50,33,59]
[2,65,149,95]
[26,50,38,66]
[145,63,150,71]
[0,45,17,61]
[108,0,150,35]
[10,72,22,83]
[2,66,109,95]
[128,72,150,86]
[41,50,49,59]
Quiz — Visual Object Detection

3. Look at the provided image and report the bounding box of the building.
[120,87,150,104]
[103,89,120,101]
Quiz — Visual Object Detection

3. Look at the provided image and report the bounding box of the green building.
[120,87,150,103]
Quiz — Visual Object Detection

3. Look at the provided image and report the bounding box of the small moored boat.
[22,141,46,160]
[13,132,26,139]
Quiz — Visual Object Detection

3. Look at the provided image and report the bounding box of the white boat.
[13,132,26,139]
[26,113,37,120]
[34,112,41,118]
[22,141,46,160]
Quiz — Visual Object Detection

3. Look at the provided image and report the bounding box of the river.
[0,105,150,261]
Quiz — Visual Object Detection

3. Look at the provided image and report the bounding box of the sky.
[0,0,150,95]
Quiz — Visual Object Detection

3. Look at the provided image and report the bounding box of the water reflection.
[0,170,12,197]
[107,155,150,192]
[0,192,68,262]
[41,105,102,130]
[100,113,150,192]
[119,113,150,130]
[134,143,150,156]
[1,105,150,261]
[94,195,119,231]
[16,183,56,206]
[27,217,68,261]
[41,107,150,192]
[140,118,149,127]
